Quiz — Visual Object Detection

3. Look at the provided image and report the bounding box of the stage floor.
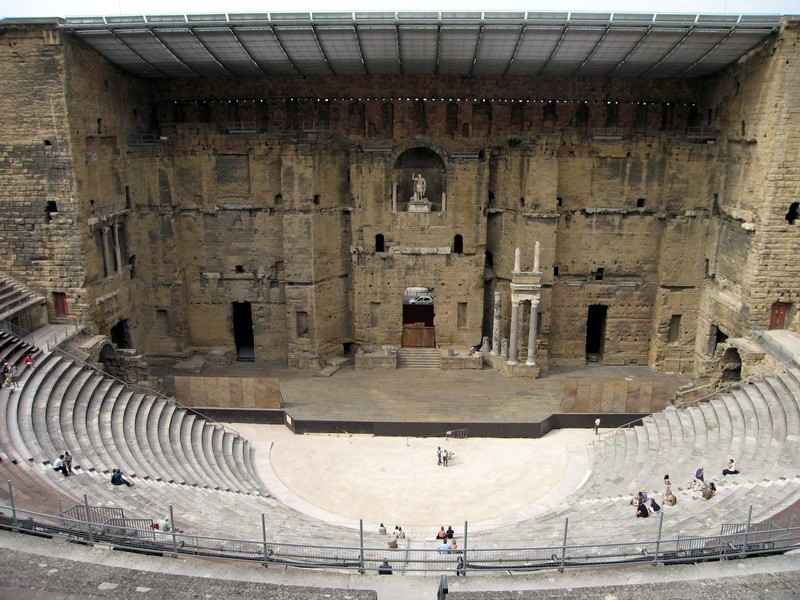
[190,362,690,423]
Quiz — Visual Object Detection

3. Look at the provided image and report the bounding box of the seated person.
[701,482,717,500]
[636,502,649,518]
[436,526,447,540]
[649,498,661,513]
[378,559,392,575]
[110,468,133,487]
[387,538,398,549]
[662,487,677,506]
[722,459,739,476]
[437,540,450,554]
[445,525,454,539]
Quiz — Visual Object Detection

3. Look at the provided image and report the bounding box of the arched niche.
[392,147,446,212]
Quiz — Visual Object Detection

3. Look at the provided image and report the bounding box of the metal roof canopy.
[61,11,781,79]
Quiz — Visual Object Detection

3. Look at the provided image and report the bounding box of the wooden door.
[54,292,69,317]
[769,302,790,330]
[401,323,436,347]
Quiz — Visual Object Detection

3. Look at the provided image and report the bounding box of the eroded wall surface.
[1,19,798,374]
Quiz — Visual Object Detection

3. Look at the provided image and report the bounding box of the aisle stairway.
[396,348,442,369]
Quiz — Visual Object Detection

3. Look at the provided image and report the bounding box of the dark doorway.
[110,319,132,349]
[232,302,255,362]
[720,347,742,383]
[770,302,791,330]
[54,292,69,318]
[402,292,436,348]
[585,304,607,361]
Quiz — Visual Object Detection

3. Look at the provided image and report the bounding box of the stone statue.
[408,172,431,212]
[411,172,427,201]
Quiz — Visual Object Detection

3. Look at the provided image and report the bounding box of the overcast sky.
[1,0,798,19]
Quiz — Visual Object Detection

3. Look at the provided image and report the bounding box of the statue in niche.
[408,172,432,212]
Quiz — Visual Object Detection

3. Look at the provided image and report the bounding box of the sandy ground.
[232,423,596,535]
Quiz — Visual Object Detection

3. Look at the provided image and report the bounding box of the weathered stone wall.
[694,19,800,373]
[2,20,798,377]
[0,23,82,321]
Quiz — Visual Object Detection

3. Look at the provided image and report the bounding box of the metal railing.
[44,319,85,351]
[1,488,798,575]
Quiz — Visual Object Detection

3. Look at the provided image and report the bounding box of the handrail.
[2,320,242,439]
[45,319,86,351]
[1,499,798,575]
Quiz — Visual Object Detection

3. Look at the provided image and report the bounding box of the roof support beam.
[270,26,301,75]
[434,23,442,75]
[640,26,694,77]
[607,27,652,76]
[502,25,526,76]
[674,28,735,77]
[537,25,568,76]
[468,24,484,76]
[395,23,403,75]
[185,28,235,76]
[352,25,369,75]
[573,25,609,76]
[224,28,267,75]
[310,24,335,75]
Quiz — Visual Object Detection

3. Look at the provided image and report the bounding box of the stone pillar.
[491,292,501,356]
[513,247,521,273]
[480,336,490,352]
[526,299,539,366]
[508,300,520,365]
[101,226,112,277]
[534,241,541,272]
[500,338,509,360]
[112,223,123,274]
[392,182,397,212]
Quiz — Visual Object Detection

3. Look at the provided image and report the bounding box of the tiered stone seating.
[0,336,387,546]
[471,367,800,548]
[0,275,44,321]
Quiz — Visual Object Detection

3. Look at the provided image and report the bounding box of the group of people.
[635,460,739,517]
[633,488,661,518]
[436,447,454,467]
[379,523,406,548]
[435,525,458,553]
[2,363,18,391]
[52,451,73,476]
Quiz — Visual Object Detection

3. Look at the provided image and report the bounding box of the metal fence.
[2,493,798,575]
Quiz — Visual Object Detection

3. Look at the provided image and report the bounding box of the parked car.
[409,295,434,305]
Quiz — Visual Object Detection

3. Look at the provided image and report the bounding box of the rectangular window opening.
[667,314,682,343]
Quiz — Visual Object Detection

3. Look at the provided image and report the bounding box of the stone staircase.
[396,348,442,369]
[0,275,44,322]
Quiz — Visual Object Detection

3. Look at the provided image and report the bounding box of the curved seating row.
[471,368,800,547]
[0,276,44,321]
[0,342,387,545]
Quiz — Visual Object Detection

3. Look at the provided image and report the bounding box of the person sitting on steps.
[111,468,133,487]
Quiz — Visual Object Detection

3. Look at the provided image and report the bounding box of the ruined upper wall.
[701,18,800,334]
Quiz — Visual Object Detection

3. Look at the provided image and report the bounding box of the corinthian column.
[526,299,539,366]
[491,291,501,356]
[533,241,541,272]
[508,299,520,365]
